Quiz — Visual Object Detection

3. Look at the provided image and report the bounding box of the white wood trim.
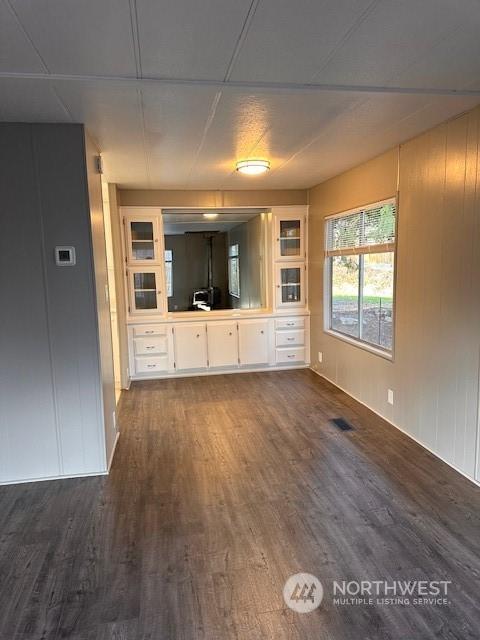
[0,469,108,487]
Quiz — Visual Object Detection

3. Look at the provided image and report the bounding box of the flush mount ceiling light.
[236,159,270,175]
[203,213,219,219]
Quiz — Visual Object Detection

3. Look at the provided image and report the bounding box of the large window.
[325,198,396,354]
[228,244,240,298]
[165,249,173,297]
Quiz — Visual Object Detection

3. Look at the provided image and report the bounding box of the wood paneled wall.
[117,189,308,208]
[0,124,111,484]
[308,108,480,483]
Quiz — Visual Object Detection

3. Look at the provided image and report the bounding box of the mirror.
[162,209,268,312]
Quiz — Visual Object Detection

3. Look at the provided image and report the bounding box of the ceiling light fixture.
[236,159,270,175]
[203,213,219,219]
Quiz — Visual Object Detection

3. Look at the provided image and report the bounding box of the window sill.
[324,329,394,361]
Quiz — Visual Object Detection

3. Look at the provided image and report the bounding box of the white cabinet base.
[128,315,310,380]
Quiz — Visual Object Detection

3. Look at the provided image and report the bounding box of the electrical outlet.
[318,351,323,363]
[387,389,394,405]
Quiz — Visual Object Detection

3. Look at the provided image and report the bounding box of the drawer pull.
[286,322,294,326]
[287,337,295,341]
[145,330,154,334]
[145,346,155,350]
[287,354,296,359]
[260,330,264,334]
[147,364,156,368]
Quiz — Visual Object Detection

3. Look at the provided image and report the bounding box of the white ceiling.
[2,0,480,189]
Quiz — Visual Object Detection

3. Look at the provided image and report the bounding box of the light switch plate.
[318,351,323,363]
[387,389,394,405]
[55,246,76,266]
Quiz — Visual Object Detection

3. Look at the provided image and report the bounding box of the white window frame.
[323,197,397,359]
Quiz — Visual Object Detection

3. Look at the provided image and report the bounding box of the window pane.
[135,291,157,310]
[282,284,301,303]
[131,221,153,241]
[131,221,155,260]
[361,252,394,350]
[331,255,360,339]
[279,220,301,256]
[281,267,300,285]
[133,272,156,290]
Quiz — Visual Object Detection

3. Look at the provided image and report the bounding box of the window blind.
[325,199,396,257]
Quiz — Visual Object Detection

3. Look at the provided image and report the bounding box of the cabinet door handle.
[196,334,200,338]
[229,332,232,336]
[157,291,162,294]
[260,330,264,334]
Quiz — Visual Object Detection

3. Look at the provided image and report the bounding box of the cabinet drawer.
[135,356,168,374]
[276,347,305,364]
[134,336,167,355]
[133,324,167,337]
[275,317,305,330]
[275,329,304,347]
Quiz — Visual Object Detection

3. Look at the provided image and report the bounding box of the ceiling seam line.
[4,0,77,125]
[223,0,260,82]
[50,86,75,122]
[1,72,479,96]
[311,0,381,81]
[4,0,51,73]
[137,88,152,188]
[128,0,143,78]
[185,91,223,187]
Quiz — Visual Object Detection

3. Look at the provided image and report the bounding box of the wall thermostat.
[55,246,76,266]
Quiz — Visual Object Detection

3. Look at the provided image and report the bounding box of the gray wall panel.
[0,123,108,483]
[0,124,60,482]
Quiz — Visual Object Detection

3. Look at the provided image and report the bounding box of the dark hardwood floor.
[1,369,479,639]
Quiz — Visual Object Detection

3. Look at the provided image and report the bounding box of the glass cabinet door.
[276,264,305,308]
[126,217,159,263]
[129,269,162,313]
[276,216,304,260]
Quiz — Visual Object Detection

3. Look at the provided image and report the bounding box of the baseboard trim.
[107,431,120,472]
[0,469,108,487]
[310,367,480,489]
[130,363,310,382]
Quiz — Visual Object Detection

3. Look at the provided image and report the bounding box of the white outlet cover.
[387,389,394,405]
[318,351,323,363]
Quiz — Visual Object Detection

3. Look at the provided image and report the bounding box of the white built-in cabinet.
[122,206,309,380]
[238,319,269,365]
[125,215,161,264]
[273,210,307,312]
[207,321,238,368]
[274,214,305,261]
[174,323,208,370]
[275,263,306,309]
[127,267,163,314]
